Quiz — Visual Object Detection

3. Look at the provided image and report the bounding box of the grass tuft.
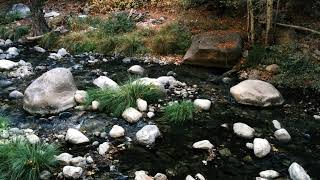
[0,140,58,180]
[38,32,60,50]
[0,115,9,131]
[163,100,195,125]
[86,80,164,116]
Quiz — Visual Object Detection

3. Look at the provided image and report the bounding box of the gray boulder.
[23,68,77,115]
[9,3,30,18]
[136,125,161,146]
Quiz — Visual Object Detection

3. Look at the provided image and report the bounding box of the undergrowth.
[163,100,195,125]
[0,25,30,41]
[0,115,9,131]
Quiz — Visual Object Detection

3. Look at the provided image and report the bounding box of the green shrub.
[38,32,60,49]
[150,23,191,55]
[0,25,30,41]
[0,141,58,180]
[0,12,22,25]
[114,32,148,56]
[0,115,9,131]
[102,13,135,35]
[90,0,146,12]
[67,16,105,31]
[86,80,164,116]
[163,100,195,125]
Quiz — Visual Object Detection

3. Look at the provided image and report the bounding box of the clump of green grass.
[102,13,135,35]
[38,32,60,49]
[0,12,22,25]
[0,25,30,41]
[0,140,58,180]
[163,100,195,125]
[150,22,191,55]
[86,81,164,116]
[0,115,9,131]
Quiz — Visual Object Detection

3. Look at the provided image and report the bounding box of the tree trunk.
[265,0,273,45]
[247,0,255,44]
[29,0,50,36]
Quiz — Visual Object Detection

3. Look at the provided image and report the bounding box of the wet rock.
[6,47,19,56]
[128,65,145,75]
[39,170,52,180]
[272,120,281,130]
[56,153,73,165]
[288,162,311,180]
[9,3,30,18]
[70,156,87,167]
[34,46,46,53]
[59,112,72,119]
[147,112,155,118]
[74,90,88,104]
[122,107,142,123]
[0,80,13,88]
[5,39,13,46]
[259,170,280,179]
[9,90,24,99]
[0,59,18,70]
[233,122,255,139]
[9,65,33,78]
[65,128,89,144]
[266,64,280,74]
[253,138,271,158]
[136,125,160,146]
[274,128,291,142]
[93,76,119,89]
[109,125,125,138]
[194,99,211,111]
[23,68,77,115]
[26,134,40,144]
[195,173,206,180]
[98,142,110,155]
[137,98,148,112]
[63,166,83,179]
[100,132,107,138]
[185,175,195,180]
[86,156,94,164]
[192,140,214,150]
[134,170,152,180]
[183,32,242,68]
[230,80,284,107]
[154,173,167,180]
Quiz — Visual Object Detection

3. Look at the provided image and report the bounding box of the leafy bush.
[163,100,195,125]
[150,23,191,55]
[0,141,58,180]
[114,32,148,56]
[86,80,164,116]
[0,115,9,131]
[102,13,135,35]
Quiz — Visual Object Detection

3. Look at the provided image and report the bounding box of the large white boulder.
[233,122,255,139]
[194,99,211,111]
[136,125,161,146]
[65,128,89,144]
[274,128,291,142]
[93,76,119,89]
[122,107,143,123]
[230,80,284,107]
[23,68,77,115]
[192,140,214,150]
[0,59,18,70]
[253,138,271,158]
[109,125,125,138]
[288,162,311,180]
[63,166,83,179]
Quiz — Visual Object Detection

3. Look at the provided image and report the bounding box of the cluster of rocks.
[0,45,19,59]
[0,127,40,144]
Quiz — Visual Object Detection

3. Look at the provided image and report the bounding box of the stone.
[86,156,94,164]
[183,32,242,68]
[109,125,125,138]
[185,175,195,180]
[74,90,88,104]
[0,59,18,70]
[23,68,77,115]
[70,156,86,167]
[253,138,271,158]
[34,46,46,53]
[192,140,214,150]
[0,80,13,88]
[195,173,205,180]
[6,47,19,56]
[5,39,13,46]
[9,90,24,99]
[230,80,284,107]
[136,125,161,146]
[288,162,311,180]
[98,142,110,155]
[246,142,254,149]
[44,11,60,18]
[48,53,62,60]
[122,57,131,63]
[272,120,281,130]
[56,153,73,165]
[194,99,211,111]
[137,98,148,112]
[134,171,153,180]
[266,64,280,74]
[313,115,320,120]
[9,65,33,78]
[233,122,255,139]
[63,166,83,179]
[122,107,143,123]
[26,134,40,144]
[93,76,119,89]
[57,48,68,57]
[39,170,52,180]
[133,78,165,92]
[259,170,280,179]
[154,173,168,180]
[128,65,145,75]
[156,76,181,87]
[147,112,155,118]
[65,128,89,144]
[91,100,100,110]
[274,128,291,142]
[9,3,30,18]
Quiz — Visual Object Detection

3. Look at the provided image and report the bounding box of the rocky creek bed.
[0,42,320,179]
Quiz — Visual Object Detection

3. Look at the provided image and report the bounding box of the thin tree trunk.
[265,0,273,45]
[29,0,50,36]
[247,0,254,44]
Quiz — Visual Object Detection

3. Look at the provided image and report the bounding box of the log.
[260,21,320,36]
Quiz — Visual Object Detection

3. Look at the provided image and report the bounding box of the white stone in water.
[9,90,24,99]
[26,134,40,144]
[109,125,125,138]
[56,153,73,165]
[137,98,148,112]
[91,100,100,110]
[74,90,87,104]
[156,76,182,87]
[133,78,165,92]
[246,142,254,149]
[70,156,86,167]
[98,142,110,155]
[57,48,68,57]
[63,166,83,179]
[65,128,89,144]
[0,59,18,70]
[253,138,271,158]
[48,53,62,60]
[86,156,94,164]
[5,39,13,46]
[185,175,195,180]
[255,177,268,180]
[192,140,214,150]
[195,173,205,180]
[34,46,46,53]
[288,162,311,180]
[134,171,152,180]
[6,47,19,56]
[259,170,280,179]
[128,65,145,75]
[147,112,155,118]
[93,76,119,89]
[233,122,255,139]
[194,99,211,111]
[274,128,291,142]
[154,173,168,180]
[122,107,143,123]
[272,120,281,130]
[9,65,33,78]
[136,125,161,146]
[313,115,320,120]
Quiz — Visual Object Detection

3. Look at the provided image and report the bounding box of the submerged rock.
[253,138,271,158]
[192,140,214,150]
[230,80,284,107]
[122,107,143,123]
[65,128,89,144]
[63,166,83,179]
[288,162,311,180]
[93,76,119,89]
[136,125,161,146]
[193,99,211,111]
[233,122,255,139]
[23,68,77,115]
